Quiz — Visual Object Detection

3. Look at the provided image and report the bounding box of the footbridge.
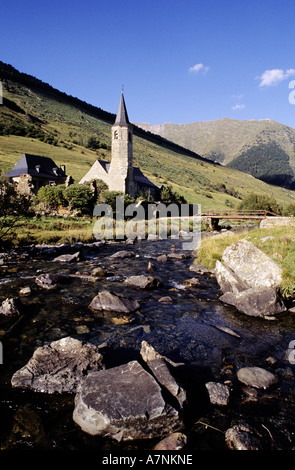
[202,210,281,229]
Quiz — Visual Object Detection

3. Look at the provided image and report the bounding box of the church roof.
[4,154,66,179]
[114,92,131,126]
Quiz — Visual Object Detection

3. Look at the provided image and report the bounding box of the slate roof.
[114,92,131,126]
[4,154,66,179]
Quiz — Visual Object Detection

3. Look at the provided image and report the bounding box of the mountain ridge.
[136,118,295,189]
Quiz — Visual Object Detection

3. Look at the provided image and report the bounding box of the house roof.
[114,92,131,126]
[4,154,66,179]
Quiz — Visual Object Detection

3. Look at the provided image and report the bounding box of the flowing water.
[0,237,295,451]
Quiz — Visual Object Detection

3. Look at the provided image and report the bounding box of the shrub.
[160,185,187,204]
[238,193,282,214]
[0,177,32,245]
[283,204,295,216]
[64,184,94,214]
[37,185,66,209]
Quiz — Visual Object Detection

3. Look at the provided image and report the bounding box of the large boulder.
[215,260,249,295]
[219,287,286,317]
[222,239,282,289]
[73,360,181,441]
[11,337,104,394]
[216,240,286,318]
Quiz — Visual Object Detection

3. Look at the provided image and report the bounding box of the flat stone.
[146,358,186,408]
[110,250,135,259]
[89,290,140,314]
[205,381,230,406]
[237,367,278,390]
[53,251,81,263]
[11,337,104,394]
[124,275,162,289]
[73,360,180,441]
[189,263,210,275]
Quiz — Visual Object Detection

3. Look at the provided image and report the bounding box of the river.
[0,237,295,451]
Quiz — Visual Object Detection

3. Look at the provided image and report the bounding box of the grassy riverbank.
[197,225,295,298]
[11,216,96,245]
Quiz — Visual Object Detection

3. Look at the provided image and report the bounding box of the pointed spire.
[114,92,130,126]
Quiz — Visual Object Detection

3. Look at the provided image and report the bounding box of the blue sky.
[1,0,295,127]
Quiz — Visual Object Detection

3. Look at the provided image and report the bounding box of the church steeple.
[109,92,135,197]
[114,92,130,126]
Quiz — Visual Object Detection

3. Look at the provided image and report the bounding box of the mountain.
[137,119,295,189]
[1,61,295,211]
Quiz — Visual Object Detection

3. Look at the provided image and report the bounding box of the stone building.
[4,154,67,194]
[79,92,159,198]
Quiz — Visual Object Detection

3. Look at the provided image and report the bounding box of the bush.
[283,204,295,216]
[98,190,125,211]
[160,185,187,204]
[37,185,66,209]
[64,184,94,214]
[238,193,282,214]
[0,177,32,245]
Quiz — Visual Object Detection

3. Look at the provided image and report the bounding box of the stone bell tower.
[108,92,136,196]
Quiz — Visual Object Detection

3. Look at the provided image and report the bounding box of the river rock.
[19,286,31,296]
[89,290,140,314]
[146,358,186,408]
[153,432,187,450]
[35,273,69,289]
[215,260,249,295]
[237,367,278,390]
[0,298,21,316]
[225,423,262,450]
[189,263,211,275]
[11,337,104,394]
[110,250,135,259]
[222,239,282,289]
[219,286,286,317]
[124,275,162,289]
[91,267,106,277]
[205,381,230,406]
[72,360,181,441]
[53,251,81,263]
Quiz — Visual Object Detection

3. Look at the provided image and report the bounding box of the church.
[79,92,159,198]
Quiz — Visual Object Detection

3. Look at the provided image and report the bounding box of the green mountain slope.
[1,61,295,211]
[137,118,295,189]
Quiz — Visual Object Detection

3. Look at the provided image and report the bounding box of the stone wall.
[260,216,295,228]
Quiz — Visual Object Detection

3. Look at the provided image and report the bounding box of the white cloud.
[259,68,295,87]
[232,103,246,110]
[189,63,210,74]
